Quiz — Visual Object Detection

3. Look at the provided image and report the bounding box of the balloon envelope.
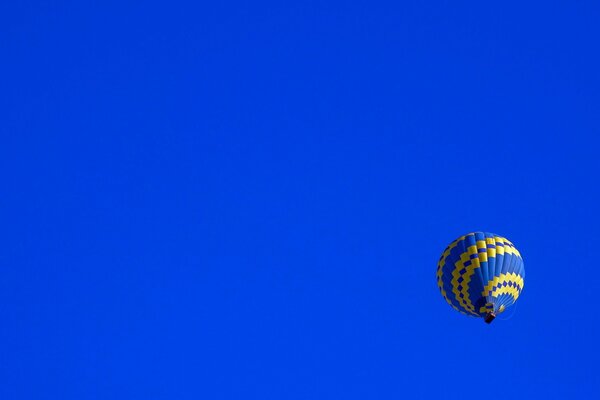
[437,232,525,322]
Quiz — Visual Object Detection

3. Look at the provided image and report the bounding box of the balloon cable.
[498,301,518,321]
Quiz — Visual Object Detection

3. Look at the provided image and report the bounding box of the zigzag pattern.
[437,232,525,318]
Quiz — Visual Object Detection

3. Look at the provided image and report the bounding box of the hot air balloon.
[436,232,525,323]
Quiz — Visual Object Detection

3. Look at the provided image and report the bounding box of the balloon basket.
[484,312,496,324]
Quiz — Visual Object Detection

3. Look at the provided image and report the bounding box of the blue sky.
[2,1,600,399]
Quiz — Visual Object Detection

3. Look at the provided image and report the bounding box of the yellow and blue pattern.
[437,232,525,320]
